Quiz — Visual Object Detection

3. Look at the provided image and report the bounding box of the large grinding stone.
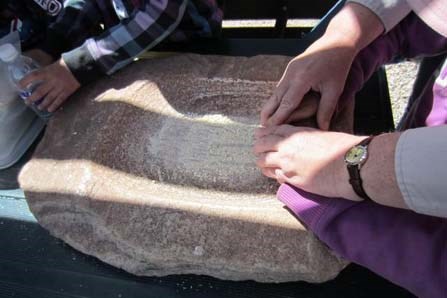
[19,54,349,283]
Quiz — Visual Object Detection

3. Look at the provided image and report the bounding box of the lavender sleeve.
[278,184,447,298]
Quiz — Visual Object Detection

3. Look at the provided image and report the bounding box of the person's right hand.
[19,58,81,112]
[260,37,357,130]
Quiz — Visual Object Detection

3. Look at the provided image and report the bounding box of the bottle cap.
[0,44,19,63]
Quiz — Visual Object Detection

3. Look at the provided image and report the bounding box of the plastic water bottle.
[0,44,52,120]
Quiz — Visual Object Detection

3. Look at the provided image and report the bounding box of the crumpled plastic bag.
[0,31,45,170]
[0,31,21,108]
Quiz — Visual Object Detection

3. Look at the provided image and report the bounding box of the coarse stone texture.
[19,54,349,283]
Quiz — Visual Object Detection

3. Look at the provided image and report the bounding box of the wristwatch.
[344,136,374,200]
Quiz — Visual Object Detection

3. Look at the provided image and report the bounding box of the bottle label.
[19,90,50,119]
[19,90,44,105]
[19,90,32,99]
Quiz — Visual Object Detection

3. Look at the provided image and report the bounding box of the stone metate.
[20,54,350,283]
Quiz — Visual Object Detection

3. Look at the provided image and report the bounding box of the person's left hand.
[19,58,81,113]
[253,125,366,199]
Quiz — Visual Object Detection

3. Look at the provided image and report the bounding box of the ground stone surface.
[19,54,348,283]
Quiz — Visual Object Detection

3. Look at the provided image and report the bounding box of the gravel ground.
[385,61,419,127]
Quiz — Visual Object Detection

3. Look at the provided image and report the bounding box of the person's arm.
[17,0,102,112]
[254,124,447,217]
[62,0,189,85]
[254,12,447,215]
[321,2,386,52]
[19,0,190,113]
[260,2,387,129]
[254,125,408,210]
[278,184,447,298]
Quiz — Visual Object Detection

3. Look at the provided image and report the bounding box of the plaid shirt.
[44,0,222,84]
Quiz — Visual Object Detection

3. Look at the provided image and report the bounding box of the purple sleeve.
[278,184,447,298]
[335,13,447,123]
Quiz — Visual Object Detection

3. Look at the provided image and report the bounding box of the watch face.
[345,145,367,165]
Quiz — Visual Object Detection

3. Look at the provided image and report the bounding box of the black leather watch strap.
[346,136,374,200]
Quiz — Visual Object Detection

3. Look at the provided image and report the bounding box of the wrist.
[62,42,102,85]
[361,132,405,208]
[335,133,405,207]
[334,135,370,201]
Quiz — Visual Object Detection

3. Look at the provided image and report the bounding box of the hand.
[254,125,366,199]
[19,58,81,113]
[260,2,384,130]
[260,38,356,130]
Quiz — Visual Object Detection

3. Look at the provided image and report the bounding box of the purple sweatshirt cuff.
[278,184,356,233]
[277,183,447,298]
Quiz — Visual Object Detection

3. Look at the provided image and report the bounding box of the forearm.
[315,2,384,55]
